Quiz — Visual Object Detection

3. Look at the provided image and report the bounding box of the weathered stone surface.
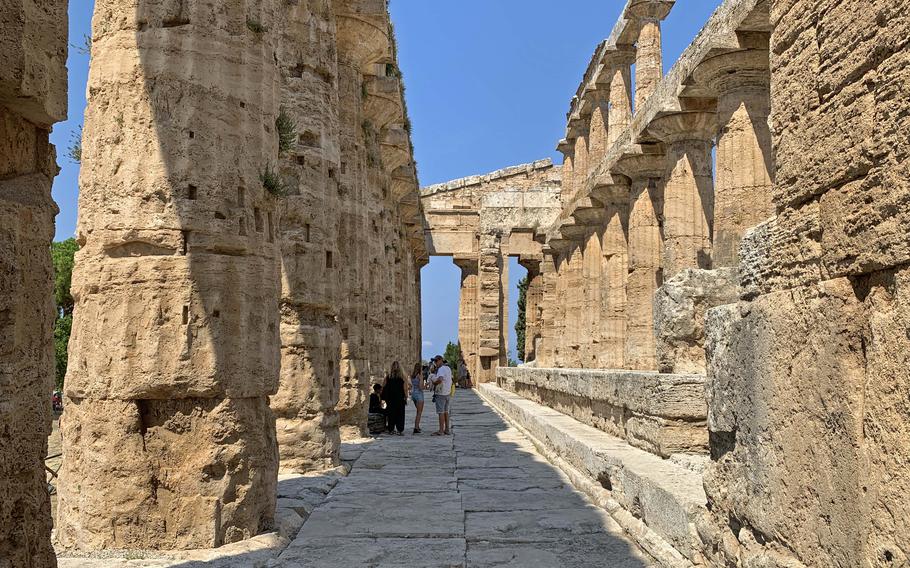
[498,366,708,458]
[56,397,278,550]
[654,267,739,374]
[0,2,67,566]
[478,383,705,565]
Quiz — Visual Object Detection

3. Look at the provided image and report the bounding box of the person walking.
[430,355,453,436]
[382,361,407,436]
[409,362,425,434]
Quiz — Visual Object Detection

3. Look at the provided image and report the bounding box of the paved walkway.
[274,390,653,568]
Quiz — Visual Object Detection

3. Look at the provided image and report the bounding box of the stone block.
[654,267,739,374]
[56,396,278,551]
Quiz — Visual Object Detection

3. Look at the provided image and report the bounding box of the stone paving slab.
[467,538,652,568]
[298,491,465,539]
[271,390,652,567]
[276,537,467,568]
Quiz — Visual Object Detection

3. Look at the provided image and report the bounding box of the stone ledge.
[478,383,707,567]
[420,158,556,197]
[497,366,708,458]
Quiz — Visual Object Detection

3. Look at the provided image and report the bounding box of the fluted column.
[694,49,773,267]
[0,2,66,563]
[607,61,633,147]
[649,112,716,277]
[454,255,480,382]
[536,251,560,367]
[614,154,665,371]
[582,228,603,368]
[601,204,630,369]
[628,1,673,111]
[558,140,576,208]
[59,2,283,549]
[477,233,505,382]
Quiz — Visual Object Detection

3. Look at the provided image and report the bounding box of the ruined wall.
[699,1,910,566]
[0,1,67,565]
[272,0,343,474]
[57,1,283,550]
[333,0,424,439]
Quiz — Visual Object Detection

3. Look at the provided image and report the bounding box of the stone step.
[478,383,707,567]
[497,366,708,458]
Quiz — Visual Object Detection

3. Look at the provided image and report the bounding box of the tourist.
[410,362,425,434]
[457,356,468,388]
[368,383,386,436]
[430,355,453,436]
[382,361,407,436]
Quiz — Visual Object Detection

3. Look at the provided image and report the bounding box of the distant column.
[601,203,630,369]
[454,255,480,381]
[519,257,543,363]
[628,1,673,111]
[694,48,774,267]
[477,233,505,382]
[614,154,666,371]
[649,112,717,277]
[607,59,633,147]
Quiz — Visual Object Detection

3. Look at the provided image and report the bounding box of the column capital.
[453,254,477,272]
[691,49,771,96]
[334,1,392,70]
[646,110,718,144]
[571,197,607,227]
[625,0,674,21]
[612,149,667,182]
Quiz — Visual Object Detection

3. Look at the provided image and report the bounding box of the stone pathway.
[273,390,653,568]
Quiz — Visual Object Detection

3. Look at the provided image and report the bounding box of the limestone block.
[703,272,910,566]
[0,0,68,125]
[0,173,57,568]
[56,396,278,551]
[499,367,707,458]
[65,253,281,400]
[654,267,739,374]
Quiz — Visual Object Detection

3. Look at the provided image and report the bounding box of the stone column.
[333,0,391,437]
[272,0,343,475]
[586,91,610,172]
[601,204,630,369]
[519,257,543,363]
[0,2,66,564]
[582,228,604,368]
[477,233,505,382]
[58,2,283,550]
[535,250,560,367]
[693,49,773,267]
[614,154,666,371]
[607,60,633,148]
[557,140,576,208]
[628,1,672,111]
[454,255,480,382]
[648,112,716,277]
[557,225,587,368]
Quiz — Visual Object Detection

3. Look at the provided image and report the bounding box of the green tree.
[51,239,79,389]
[443,341,461,372]
[514,275,528,362]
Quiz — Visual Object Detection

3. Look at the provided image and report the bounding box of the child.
[368,383,386,435]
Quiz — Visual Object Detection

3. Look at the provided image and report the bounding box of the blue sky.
[52,1,722,362]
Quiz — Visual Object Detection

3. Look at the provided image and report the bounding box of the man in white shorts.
[430,355,452,435]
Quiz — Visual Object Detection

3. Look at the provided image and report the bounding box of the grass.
[246,17,266,34]
[260,163,288,197]
[275,107,297,156]
[66,126,83,164]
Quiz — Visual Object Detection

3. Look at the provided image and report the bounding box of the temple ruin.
[1,0,908,566]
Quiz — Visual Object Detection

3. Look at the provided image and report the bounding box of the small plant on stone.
[275,107,297,156]
[260,163,288,197]
[70,34,92,56]
[246,17,267,35]
[66,126,83,164]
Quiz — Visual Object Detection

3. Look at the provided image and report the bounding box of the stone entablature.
[419,160,562,382]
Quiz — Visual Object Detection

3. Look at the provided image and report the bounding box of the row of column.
[532,26,772,372]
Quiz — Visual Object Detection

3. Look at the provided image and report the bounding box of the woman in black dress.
[382,361,407,435]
